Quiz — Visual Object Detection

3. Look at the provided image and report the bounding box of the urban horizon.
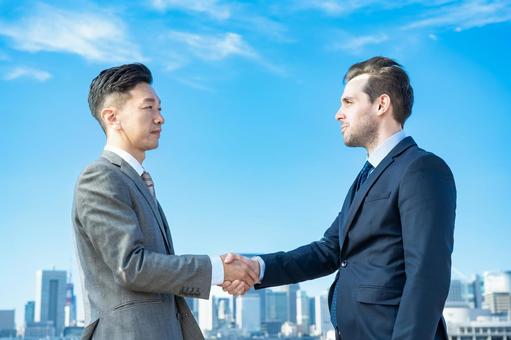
[1,267,510,339]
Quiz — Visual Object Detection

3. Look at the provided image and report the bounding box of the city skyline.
[1,0,511,330]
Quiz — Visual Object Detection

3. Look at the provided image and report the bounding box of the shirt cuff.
[210,255,224,286]
[252,256,266,282]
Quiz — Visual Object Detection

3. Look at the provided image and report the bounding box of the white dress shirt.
[255,130,407,281]
[104,145,224,285]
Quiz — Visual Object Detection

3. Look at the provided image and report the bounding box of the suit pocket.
[365,191,391,202]
[112,298,162,312]
[357,285,401,306]
[81,318,99,340]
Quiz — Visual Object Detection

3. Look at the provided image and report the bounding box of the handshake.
[220,253,260,296]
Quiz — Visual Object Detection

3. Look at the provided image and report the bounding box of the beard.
[343,114,378,148]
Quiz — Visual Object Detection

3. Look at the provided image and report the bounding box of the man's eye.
[143,106,152,109]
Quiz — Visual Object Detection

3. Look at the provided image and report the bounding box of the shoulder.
[75,157,127,194]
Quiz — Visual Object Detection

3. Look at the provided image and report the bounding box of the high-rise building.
[484,271,511,294]
[296,289,310,335]
[308,296,316,326]
[0,310,16,337]
[35,269,67,335]
[24,301,35,325]
[265,289,288,323]
[284,283,299,324]
[483,271,511,315]
[236,290,260,336]
[446,278,470,306]
[469,274,484,309]
[64,275,77,327]
[314,292,333,336]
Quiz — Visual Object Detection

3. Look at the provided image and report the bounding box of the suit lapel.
[157,202,175,255]
[338,137,417,252]
[101,151,173,253]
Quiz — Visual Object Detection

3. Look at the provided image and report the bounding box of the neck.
[106,135,145,164]
[365,125,402,157]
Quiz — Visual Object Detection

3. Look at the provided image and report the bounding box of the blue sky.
[1,0,510,327]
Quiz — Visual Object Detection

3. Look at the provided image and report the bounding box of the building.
[314,291,333,336]
[483,271,511,315]
[0,310,16,338]
[444,304,511,339]
[24,301,35,325]
[265,289,288,324]
[236,290,260,336]
[64,276,77,327]
[296,289,311,335]
[35,269,67,335]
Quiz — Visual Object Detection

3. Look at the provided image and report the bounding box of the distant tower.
[236,289,260,336]
[35,269,67,335]
[24,301,35,325]
[64,273,77,327]
[314,292,333,336]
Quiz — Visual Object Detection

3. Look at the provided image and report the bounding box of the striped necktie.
[141,171,156,201]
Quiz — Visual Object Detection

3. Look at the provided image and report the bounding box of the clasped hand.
[220,253,260,296]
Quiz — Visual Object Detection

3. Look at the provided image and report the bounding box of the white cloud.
[0,4,143,63]
[428,33,438,40]
[150,0,230,20]
[4,67,52,81]
[405,0,511,30]
[292,0,440,15]
[333,33,389,54]
[168,31,258,61]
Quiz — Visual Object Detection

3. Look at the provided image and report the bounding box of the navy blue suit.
[256,137,456,340]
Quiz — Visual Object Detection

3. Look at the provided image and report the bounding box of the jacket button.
[341,260,348,268]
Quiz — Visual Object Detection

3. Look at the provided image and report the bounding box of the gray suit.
[72,151,211,340]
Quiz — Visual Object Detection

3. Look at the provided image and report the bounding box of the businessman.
[223,57,456,339]
[72,63,258,340]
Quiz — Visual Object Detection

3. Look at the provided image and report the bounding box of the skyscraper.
[236,290,260,336]
[0,310,16,337]
[483,271,511,315]
[314,291,333,336]
[296,289,310,335]
[35,269,67,335]
[24,301,35,325]
[64,275,77,327]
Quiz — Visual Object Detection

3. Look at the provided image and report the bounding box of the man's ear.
[100,107,121,130]
[376,94,391,117]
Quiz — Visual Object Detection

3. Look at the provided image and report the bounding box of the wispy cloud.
[4,67,52,81]
[149,0,230,20]
[331,33,389,54]
[405,0,511,31]
[291,0,428,16]
[0,4,143,63]
[167,31,258,61]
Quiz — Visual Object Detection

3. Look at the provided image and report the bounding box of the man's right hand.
[220,253,260,296]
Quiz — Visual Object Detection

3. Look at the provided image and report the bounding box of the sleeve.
[391,154,456,340]
[255,213,341,289]
[75,164,212,299]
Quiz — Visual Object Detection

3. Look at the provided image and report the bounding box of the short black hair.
[88,63,152,130]
[344,56,414,126]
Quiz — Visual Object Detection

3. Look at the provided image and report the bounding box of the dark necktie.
[330,161,375,327]
[141,171,156,201]
[355,161,374,191]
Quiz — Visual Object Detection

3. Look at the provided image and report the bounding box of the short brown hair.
[344,56,414,126]
[88,63,153,131]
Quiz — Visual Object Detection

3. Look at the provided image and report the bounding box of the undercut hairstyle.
[88,63,153,131]
[344,56,414,126]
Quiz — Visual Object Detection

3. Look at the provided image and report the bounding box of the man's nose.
[155,112,165,125]
[335,107,344,121]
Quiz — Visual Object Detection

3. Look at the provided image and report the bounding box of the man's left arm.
[391,154,456,340]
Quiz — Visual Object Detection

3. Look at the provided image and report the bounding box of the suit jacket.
[256,137,456,340]
[72,151,211,340]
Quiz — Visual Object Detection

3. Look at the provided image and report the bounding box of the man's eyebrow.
[141,98,161,104]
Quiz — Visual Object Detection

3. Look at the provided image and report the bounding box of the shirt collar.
[367,130,407,168]
[104,145,145,176]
